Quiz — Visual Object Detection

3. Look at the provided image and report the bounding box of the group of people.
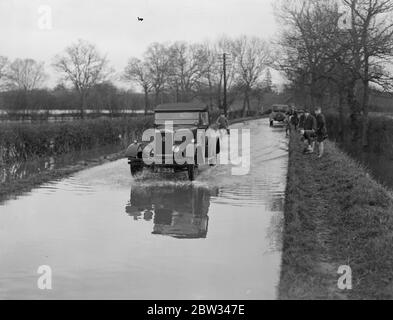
[216,107,328,159]
[285,106,328,158]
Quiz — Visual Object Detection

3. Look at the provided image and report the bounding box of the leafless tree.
[122,37,277,115]
[7,58,47,91]
[168,42,206,102]
[218,36,241,106]
[276,0,393,145]
[276,0,342,107]
[0,56,8,79]
[0,56,9,90]
[197,41,221,109]
[343,0,393,146]
[144,42,172,106]
[232,35,272,116]
[123,58,153,115]
[53,39,111,117]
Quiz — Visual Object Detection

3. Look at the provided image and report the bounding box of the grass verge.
[279,131,393,300]
[0,117,153,163]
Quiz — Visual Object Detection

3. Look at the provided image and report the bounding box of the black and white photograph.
[1,0,393,305]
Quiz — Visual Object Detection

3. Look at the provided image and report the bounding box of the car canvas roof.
[155,103,208,112]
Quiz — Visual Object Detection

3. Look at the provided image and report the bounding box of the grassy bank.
[279,132,393,300]
[0,117,153,164]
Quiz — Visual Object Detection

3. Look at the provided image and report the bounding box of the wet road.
[0,119,288,300]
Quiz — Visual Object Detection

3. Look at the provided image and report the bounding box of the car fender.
[125,143,143,159]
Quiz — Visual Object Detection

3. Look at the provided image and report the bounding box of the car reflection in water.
[125,185,218,239]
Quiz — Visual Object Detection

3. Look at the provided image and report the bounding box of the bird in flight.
[137,17,143,21]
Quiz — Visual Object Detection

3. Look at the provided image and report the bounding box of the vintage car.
[125,103,221,181]
[269,104,289,127]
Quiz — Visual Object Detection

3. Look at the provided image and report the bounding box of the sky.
[0,0,282,89]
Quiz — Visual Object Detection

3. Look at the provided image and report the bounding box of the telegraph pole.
[218,52,230,116]
[223,53,228,117]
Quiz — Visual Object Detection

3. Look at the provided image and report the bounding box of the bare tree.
[216,36,241,111]
[232,35,272,116]
[168,42,207,102]
[7,58,47,91]
[276,0,393,145]
[0,56,8,79]
[0,56,9,91]
[262,68,274,92]
[53,39,111,117]
[343,0,393,146]
[123,58,153,115]
[276,0,342,108]
[144,42,171,106]
[197,41,221,109]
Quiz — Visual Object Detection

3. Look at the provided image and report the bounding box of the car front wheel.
[130,162,143,176]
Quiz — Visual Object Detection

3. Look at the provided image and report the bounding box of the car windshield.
[273,106,287,112]
[155,112,200,126]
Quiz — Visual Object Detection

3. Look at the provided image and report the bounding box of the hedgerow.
[0,117,153,163]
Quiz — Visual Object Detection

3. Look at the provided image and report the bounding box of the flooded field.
[0,144,122,185]
[0,119,288,300]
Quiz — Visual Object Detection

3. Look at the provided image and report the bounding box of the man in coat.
[300,109,317,154]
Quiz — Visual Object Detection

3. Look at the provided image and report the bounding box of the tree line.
[0,37,275,118]
[276,0,393,146]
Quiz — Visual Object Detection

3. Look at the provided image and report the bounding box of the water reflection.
[0,159,50,183]
[0,145,121,185]
[125,185,218,239]
[0,118,289,299]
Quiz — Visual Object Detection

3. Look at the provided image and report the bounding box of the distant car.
[125,103,221,181]
[269,104,289,127]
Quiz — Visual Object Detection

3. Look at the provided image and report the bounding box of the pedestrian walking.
[300,109,317,154]
[285,113,290,137]
[291,110,299,131]
[285,106,294,136]
[315,107,328,158]
[288,106,299,132]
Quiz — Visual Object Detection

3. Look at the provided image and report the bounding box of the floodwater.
[0,119,288,300]
[0,144,122,186]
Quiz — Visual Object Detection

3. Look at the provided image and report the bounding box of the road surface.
[0,119,288,299]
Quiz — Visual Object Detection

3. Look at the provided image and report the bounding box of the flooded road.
[0,119,288,300]
[0,144,122,185]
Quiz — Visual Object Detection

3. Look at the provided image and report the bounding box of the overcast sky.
[0,0,281,88]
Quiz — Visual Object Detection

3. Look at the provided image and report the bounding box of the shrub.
[325,112,393,158]
[0,117,153,164]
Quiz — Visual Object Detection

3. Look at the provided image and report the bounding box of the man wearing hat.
[216,109,230,135]
[315,106,328,158]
